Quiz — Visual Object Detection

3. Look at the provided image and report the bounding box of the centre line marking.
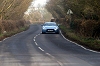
[57,61,63,66]
[35,42,38,46]
[34,33,63,66]
[38,47,44,51]
[33,39,35,41]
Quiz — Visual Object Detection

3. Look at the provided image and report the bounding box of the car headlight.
[54,27,58,30]
[43,26,46,29]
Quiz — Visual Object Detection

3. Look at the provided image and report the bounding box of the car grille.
[46,29,55,32]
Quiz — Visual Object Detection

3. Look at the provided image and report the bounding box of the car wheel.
[42,31,45,34]
[56,31,59,34]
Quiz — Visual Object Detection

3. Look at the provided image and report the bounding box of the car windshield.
[44,23,57,26]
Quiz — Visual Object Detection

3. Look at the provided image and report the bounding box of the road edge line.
[60,30,100,53]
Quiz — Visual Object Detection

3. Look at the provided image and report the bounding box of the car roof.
[44,22,56,24]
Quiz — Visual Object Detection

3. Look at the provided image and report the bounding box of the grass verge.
[0,26,29,41]
[60,25,100,51]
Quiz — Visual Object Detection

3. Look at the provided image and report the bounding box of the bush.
[70,19,82,30]
[70,19,100,38]
[81,20,97,37]
[60,25,100,51]
[0,20,30,34]
[93,22,100,38]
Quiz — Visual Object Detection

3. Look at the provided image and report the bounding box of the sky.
[33,0,48,7]
[25,0,48,14]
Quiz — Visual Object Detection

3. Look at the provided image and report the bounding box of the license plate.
[48,30,53,31]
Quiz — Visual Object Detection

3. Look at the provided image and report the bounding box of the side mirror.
[41,24,43,26]
[58,24,60,26]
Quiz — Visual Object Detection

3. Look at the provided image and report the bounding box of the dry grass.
[60,25,100,51]
[0,20,30,40]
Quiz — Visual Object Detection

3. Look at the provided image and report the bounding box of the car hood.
[43,26,58,29]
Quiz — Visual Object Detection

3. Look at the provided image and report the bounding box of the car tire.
[42,32,45,34]
[56,31,59,34]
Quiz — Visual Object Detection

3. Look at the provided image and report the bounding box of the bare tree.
[0,0,33,20]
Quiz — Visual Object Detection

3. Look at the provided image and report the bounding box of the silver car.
[42,22,59,34]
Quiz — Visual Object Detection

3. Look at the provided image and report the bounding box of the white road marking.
[46,53,55,58]
[57,61,63,66]
[46,52,63,66]
[60,30,100,53]
[46,53,51,56]
[3,38,7,41]
[35,42,38,46]
[38,47,44,51]
[34,33,63,66]
[34,37,36,39]
[33,39,35,41]
[0,30,26,42]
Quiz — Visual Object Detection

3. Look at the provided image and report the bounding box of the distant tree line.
[46,0,100,38]
[24,7,52,22]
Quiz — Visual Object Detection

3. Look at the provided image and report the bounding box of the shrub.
[70,19,82,30]
[93,22,100,38]
[81,20,97,37]
[0,20,30,34]
[70,19,100,38]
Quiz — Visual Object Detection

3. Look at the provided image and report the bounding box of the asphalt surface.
[0,24,100,66]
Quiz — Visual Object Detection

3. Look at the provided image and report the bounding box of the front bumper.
[42,29,59,34]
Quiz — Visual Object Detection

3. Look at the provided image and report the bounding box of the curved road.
[0,24,100,66]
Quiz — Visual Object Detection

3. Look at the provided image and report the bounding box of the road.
[0,24,100,66]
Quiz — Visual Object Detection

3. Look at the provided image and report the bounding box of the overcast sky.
[25,0,49,14]
[33,0,48,7]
